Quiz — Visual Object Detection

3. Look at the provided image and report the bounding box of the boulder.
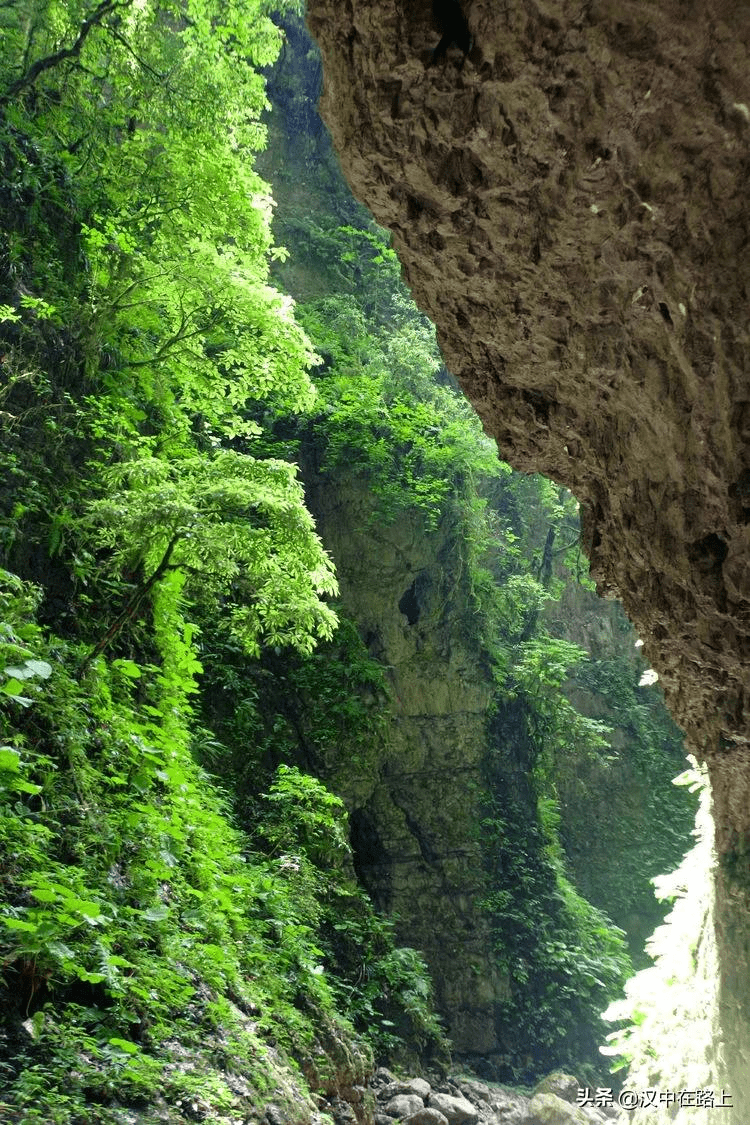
[484,1088,533,1124]
[403,1078,432,1100]
[532,1074,582,1105]
[374,1067,399,1087]
[404,1110,450,1125]
[452,1079,491,1104]
[383,1095,428,1120]
[527,1093,594,1125]
[427,1092,478,1125]
[327,1097,358,1125]
[380,1079,431,1101]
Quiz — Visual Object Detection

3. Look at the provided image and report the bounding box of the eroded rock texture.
[306,0,750,1111]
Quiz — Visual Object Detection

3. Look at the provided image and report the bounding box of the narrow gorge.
[0,1,739,1122]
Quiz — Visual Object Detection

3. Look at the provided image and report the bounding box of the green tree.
[0,0,338,658]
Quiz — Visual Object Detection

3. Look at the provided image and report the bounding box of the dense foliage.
[552,610,697,962]
[1,568,363,1121]
[0,2,440,1119]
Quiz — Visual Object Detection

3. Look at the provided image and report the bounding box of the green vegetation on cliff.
[251,12,695,1084]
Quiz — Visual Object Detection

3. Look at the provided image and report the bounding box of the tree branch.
[0,0,132,105]
[552,537,582,558]
[77,533,180,675]
[104,24,164,81]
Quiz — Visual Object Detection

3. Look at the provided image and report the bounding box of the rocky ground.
[320,1066,619,1125]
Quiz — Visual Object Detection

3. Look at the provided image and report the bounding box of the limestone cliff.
[305,0,750,1110]
[254,15,698,1081]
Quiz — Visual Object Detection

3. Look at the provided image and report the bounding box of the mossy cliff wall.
[302,470,507,1058]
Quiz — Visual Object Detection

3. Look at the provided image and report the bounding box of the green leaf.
[2,917,37,932]
[0,678,34,706]
[69,900,103,923]
[0,747,21,771]
[2,677,28,693]
[25,659,52,679]
[112,659,142,679]
[107,1037,139,1055]
[30,888,61,904]
[76,969,107,983]
[3,666,34,680]
[7,779,43,794]
[142,904,169,922]
[47,941,76,961]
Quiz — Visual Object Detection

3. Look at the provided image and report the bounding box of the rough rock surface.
[383,1079,434,1101]
[527,1093,597,1125]
[405,1110,450,1125]
[306,0,750,1111]
[384,1094,428,1119]
[532,1074,585,1105]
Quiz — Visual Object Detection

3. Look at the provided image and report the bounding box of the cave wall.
[305,0,750,1110]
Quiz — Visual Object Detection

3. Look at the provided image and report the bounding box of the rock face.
[306,0,750,1111]
[302,472,509,1056]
